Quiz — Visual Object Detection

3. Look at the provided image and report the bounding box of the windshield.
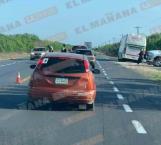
[76,50,92,55]
[72,46,87,51]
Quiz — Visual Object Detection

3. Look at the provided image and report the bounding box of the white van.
[118,34,146,61]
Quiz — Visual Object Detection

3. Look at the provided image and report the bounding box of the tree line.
[1,32,161,54]
[0,33,71,52]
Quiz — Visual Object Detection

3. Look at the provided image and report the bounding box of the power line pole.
[134,26,142,34]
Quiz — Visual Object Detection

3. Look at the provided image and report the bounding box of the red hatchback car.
[28,52,97,110]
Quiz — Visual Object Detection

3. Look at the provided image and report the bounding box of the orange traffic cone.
[16,72,22,84]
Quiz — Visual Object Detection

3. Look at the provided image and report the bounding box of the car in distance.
[75,49,96,69]
[28,52,96,110]
[71,45,87,53]
[146,50,161,67]
[30,47,47,60]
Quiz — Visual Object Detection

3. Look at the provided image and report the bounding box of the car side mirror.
[92,69,100,74]
[30,64,36,69]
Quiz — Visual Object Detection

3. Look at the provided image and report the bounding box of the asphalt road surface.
[0,55,161,145]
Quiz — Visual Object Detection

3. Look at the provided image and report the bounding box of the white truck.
[118,34,146,61]
[84,42,92,49]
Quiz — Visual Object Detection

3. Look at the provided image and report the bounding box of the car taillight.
[37,58,43,65]
[84,60,90,72]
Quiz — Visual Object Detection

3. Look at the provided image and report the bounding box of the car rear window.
[72,46,87,51]
[39,57,85,74]
[76,50,92,56]
[33,48,46,51]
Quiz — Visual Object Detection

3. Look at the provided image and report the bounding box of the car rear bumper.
[89,60,95,64]
[30,55,41,59]
[28,88,96,104]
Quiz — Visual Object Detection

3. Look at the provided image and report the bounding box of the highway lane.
[97,54,161,145]
[0,56,161,145]
[0,59,33,85]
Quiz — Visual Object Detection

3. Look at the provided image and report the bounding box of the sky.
[0,0,161,47]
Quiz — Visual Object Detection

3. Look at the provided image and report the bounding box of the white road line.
[117,94,124,100]
[104,73,107,76]
[109,81,114,85]
[113,87,119,92]
[0,62,16,68]
[96,61,100,64]
[123,104,133,112]
[132,120,147,134]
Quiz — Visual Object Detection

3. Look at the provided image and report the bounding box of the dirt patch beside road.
[0,52,28,60]
[116,61,161,82]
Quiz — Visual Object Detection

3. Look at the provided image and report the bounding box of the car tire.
[118,58,122,62]
[118,58,125,62]
[27,101,36,110]
[87,103,95,111]
[153,57,161,67]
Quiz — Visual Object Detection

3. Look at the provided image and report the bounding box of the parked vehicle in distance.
[71,45,87,53]
[28,52,97,110]
[75,49,96,69]
[118,34,146,61]
[30,47,47,60]
[146,50,161,67]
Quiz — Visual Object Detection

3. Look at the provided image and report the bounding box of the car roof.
[148,50,161,54]
[43,52,85,60]
[148,50,161,52]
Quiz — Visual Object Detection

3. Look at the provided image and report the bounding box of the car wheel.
[92,64,95,69]
[118,58,122,62]
[87,103,95,111]
[27,101,36,110]
[118,58,125,62]
[153,57,161,67]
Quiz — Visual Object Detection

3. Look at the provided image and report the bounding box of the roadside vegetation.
[0,33,71,52]
[117,61,161,83]
[1,32,161,56]
[96,33,161,56]
[95,42,119,57]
